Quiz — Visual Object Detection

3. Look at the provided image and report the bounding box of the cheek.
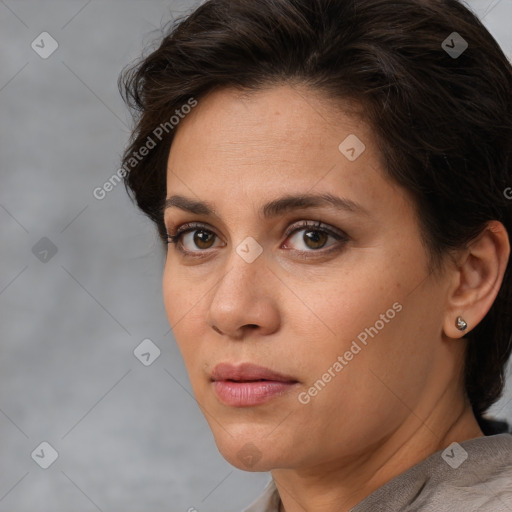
[309,278,440,415]
[162,261,204,352]
[291,306,435,454]
[162,262,178,324]
[289,244,435,390]
[284,254,404,353]
[162,256,206,319]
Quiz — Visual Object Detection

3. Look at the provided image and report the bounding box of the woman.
[119,0,512,510]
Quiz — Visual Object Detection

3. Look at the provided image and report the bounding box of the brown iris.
[194,230,215,249]
[303,230,328,249]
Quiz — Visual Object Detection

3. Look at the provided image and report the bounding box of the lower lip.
[212,380,298,406]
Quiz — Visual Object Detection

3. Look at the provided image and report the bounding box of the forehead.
[169,87,364,172]
[171,85,365,153]
[165,84,409,221]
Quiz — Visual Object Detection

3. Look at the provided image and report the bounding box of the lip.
[211,362,297,382]
[210,362,299,407]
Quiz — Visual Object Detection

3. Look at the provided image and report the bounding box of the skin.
[162,84,510,512]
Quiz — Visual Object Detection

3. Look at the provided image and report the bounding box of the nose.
[206,247,280,339]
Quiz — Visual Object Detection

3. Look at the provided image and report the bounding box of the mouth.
[210,362,299,407]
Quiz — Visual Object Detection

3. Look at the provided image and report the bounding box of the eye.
[282,221,348,252]
[166,220,348,258]
[166,222,224,254]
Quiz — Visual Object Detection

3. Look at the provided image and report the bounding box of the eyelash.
[165,220,348,258]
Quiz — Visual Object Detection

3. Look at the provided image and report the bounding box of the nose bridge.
[206,240,278,336]
[214,239,266,302]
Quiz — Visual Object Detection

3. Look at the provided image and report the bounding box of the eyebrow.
[163,193,368,218]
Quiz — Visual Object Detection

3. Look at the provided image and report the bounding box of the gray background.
[0,1,511,511]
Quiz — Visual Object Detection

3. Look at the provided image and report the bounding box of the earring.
[456,316,468,331]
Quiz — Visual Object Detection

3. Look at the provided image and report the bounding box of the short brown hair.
[119,0,512,420]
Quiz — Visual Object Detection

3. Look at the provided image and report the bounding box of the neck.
[274,402,483,512]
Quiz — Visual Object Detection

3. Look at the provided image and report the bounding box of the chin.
[219,442,277,472]
[211,431,284,472]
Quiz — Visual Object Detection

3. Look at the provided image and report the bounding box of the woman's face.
[163,85,453,471]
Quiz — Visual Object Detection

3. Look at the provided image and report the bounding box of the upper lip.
[210,362,298,383]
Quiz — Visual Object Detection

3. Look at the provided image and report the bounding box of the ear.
[443,220,510,339]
